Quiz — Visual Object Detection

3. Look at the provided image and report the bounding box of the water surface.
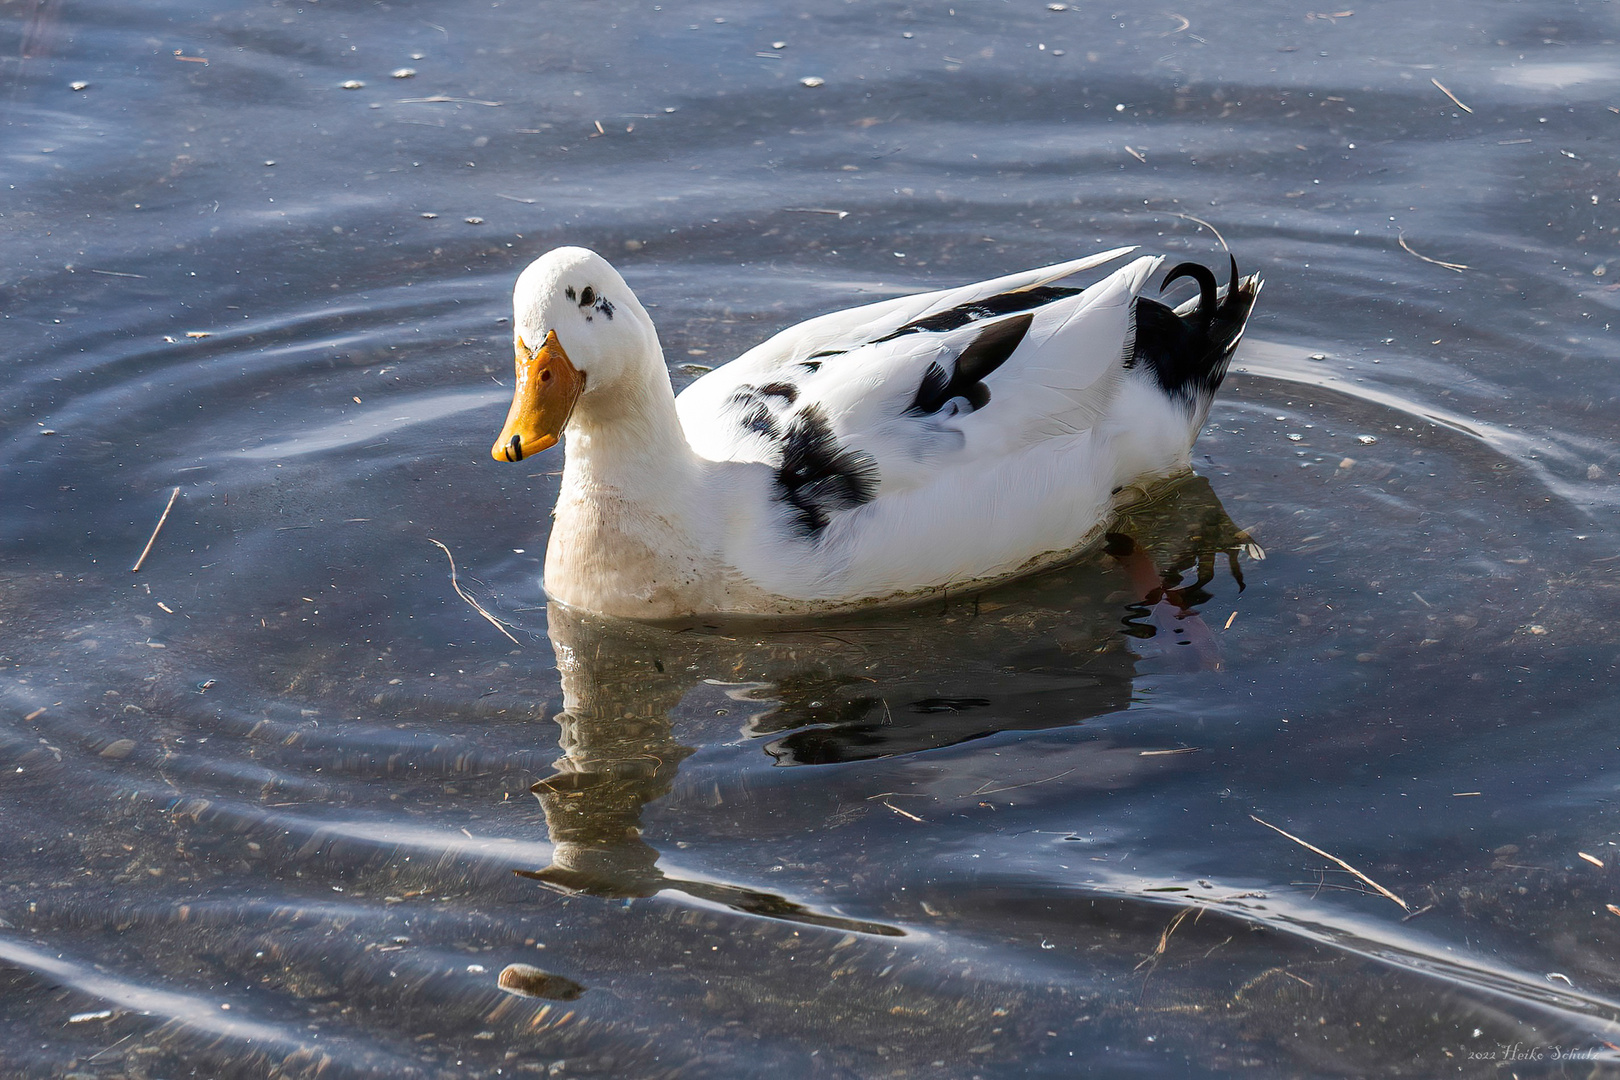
[4,0,1620,1076]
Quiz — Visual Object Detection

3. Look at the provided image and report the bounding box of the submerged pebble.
[498,964,585,1000]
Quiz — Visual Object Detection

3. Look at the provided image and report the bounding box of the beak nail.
[508,434,523,462]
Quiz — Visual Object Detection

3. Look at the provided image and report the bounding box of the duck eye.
[579,286,596,307]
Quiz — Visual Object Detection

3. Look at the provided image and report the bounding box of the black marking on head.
[874,285,1079,343]
[1128,256,1261,410]
[905,312,1033,416]
[774,405,879,537]
[758,382,799,402]
[572,284,613,321]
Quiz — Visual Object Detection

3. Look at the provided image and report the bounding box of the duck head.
[492,246,659,462]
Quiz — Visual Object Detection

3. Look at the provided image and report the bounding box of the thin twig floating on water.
[1250,813,1409,910]
[1429,77,1473,114]
[783,207,850,218]
[1397,232,1469,273]
[398,95,503,107]
[883,800,924,822]
[428,538,522,646]
[967,767,1077,797]
[1135,906,1195,970]
[1170,212,1229,252]
[131,487,181,573]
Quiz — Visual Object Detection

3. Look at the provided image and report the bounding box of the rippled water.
[5,0,1620,1076]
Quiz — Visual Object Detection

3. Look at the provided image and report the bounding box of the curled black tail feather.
[1127,255,1261,413]
[1159,262,1217,327]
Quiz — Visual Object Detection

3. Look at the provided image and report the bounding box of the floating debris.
[398,95,503,107]
[498,964,585,1000]
[67,1010,113,1023]
[1397,231,1468,272]
[428,538,519,645]
[342,80,366,90]
[420,212,438,218]
[391,67,417,79]
[800,76,825,88]
[131,487,181,573]
[884,800,924,822]
[464,216,484,224]
[70,81,89,91]
[772,40,787,49]
[1251,813,1408,911]
[1579,851,1604,868]
[1356,434,1377,445]
[1430,77,1473,114]
[1308,352,1328,361]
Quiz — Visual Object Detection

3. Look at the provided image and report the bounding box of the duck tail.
[1129,254,1263,421]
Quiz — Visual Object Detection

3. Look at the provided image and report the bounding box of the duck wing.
[677,252,1258,545]
[675,245,1136,463]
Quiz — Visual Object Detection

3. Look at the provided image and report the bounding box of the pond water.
[4,0,1620,1075]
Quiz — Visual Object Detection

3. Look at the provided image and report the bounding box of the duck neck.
[545,351,716,617]
[560,357,698,501]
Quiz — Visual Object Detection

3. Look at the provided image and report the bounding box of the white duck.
[492,246,1260,618]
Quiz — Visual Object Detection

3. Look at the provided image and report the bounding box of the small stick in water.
[428,538,522,646]
[131,487,181,573]
[1398,232,1469,273]
[1429,77,1473,114]
[1250,814,1409,911]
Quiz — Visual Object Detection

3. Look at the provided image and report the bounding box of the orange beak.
[492,330,586,462]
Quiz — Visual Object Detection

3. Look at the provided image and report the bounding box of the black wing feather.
[775,406,880,536]
[905,312,1033,416]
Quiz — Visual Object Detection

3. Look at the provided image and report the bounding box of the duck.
[491,245,1261,619]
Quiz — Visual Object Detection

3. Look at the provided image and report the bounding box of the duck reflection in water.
[516,475,1254,931]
